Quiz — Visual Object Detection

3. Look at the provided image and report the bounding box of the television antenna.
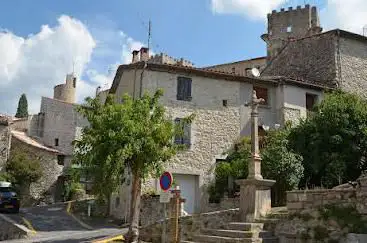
[251,68,261,77]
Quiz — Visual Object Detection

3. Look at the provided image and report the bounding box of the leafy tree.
[261,125,304,206]
[6,151,42,195]
[15,93,29,118]
[208,137,251,201]
[73,89,193,242]
[288,90,367,188]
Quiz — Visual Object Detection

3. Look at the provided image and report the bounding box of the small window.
[55,138,59,146]
[253,86,269,105]
[306,93,318,111]
[231,67,236,73]
[223,100,228,107]
[57,155,65,165]
[177,77,192,101]
[174,118,191,147]
[73,78,76,88]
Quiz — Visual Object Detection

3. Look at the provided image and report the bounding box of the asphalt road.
[1,204,126,242]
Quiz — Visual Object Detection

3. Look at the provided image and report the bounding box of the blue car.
[0,182,20,213]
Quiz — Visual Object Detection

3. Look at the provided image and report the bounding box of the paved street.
[1,204,125,242]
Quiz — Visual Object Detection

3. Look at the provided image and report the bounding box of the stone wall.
[10,136,63,205]
[277,175,367,242]
[0,124,10,170]
[206,197,239,212]
[140,208,240,242]
[287,189,357,212]
[339,36,367,99]
[0,213,30,241]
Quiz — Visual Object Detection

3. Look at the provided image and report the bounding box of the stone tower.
[261,5,322,62]
[53,73,77,103]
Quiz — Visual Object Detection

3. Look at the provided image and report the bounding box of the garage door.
[172,174,199,214]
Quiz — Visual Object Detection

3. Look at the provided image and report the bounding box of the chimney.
[140,47,149,62]
[132,50,139,63]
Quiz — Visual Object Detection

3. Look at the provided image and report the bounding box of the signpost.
[159,171,173,243]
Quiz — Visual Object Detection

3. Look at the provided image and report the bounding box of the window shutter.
[183,123,191,146]
[177,78,185,100]
[174,118,183,144]
[185,78,192,100]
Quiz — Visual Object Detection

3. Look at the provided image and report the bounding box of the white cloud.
[0,15,96,114]
[210,0,288,20]
[210,0,367,34]
[321,0,367,34]
[0,15,149,115]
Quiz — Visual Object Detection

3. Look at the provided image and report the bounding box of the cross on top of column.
[250,90,264,114]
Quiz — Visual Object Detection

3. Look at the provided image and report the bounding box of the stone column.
[236,90,275,222]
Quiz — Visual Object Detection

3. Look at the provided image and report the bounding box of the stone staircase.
[182,207,288,243]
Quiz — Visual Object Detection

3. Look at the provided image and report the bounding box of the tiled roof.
[11,130,62,154]
[110,61,328,94]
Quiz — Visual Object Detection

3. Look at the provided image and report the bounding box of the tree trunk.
[125,172,141,243]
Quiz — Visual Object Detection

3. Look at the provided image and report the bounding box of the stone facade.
[262,5,322,60]
[35,96,88,169]
[10,133,63,205]
[339,36,367,98]
[0,122,11,170]
[109,61,325,220]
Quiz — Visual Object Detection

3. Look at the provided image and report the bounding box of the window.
[222,100,228,107]
[253,86,269,105]
[174,118,191,147]
[258,126,267,149]
[177,77,192,101]
[54,138,59,146]
[231,67,236,73]
[306,93,318,111]
[73,77,76,88]
[57,155,65,165]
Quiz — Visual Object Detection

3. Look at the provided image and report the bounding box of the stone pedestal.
[236,178,275,222]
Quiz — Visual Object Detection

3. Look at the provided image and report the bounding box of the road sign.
[160,171,173,191]
[159,191,171,203]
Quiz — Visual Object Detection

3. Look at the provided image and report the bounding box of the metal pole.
[162,203,167,243]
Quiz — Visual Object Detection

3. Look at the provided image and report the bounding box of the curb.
[91,234,124,243]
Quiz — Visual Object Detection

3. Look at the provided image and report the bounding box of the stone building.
[108,47,324,220]
[10,130,64,205]
[0,115,11,170]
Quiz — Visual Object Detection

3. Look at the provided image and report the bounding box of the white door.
[172,174,199,214]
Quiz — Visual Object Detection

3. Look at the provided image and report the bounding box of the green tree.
[288,90,367,188]
[261,125,304,206]
[15,93,29,118]
[209,137,251,202]
[73,89,193,242]
[6,151,42,195]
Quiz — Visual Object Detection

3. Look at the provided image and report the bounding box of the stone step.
[194,234,260,243]
[201,228,273,239]
[228,222,264,231]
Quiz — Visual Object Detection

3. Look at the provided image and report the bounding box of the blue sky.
[0,0,365,114]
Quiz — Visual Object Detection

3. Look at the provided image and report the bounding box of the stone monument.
[236,90,276,222]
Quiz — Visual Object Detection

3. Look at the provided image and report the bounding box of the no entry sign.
[160,171,173,191]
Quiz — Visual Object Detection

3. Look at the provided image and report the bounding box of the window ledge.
[259,105,271,109]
